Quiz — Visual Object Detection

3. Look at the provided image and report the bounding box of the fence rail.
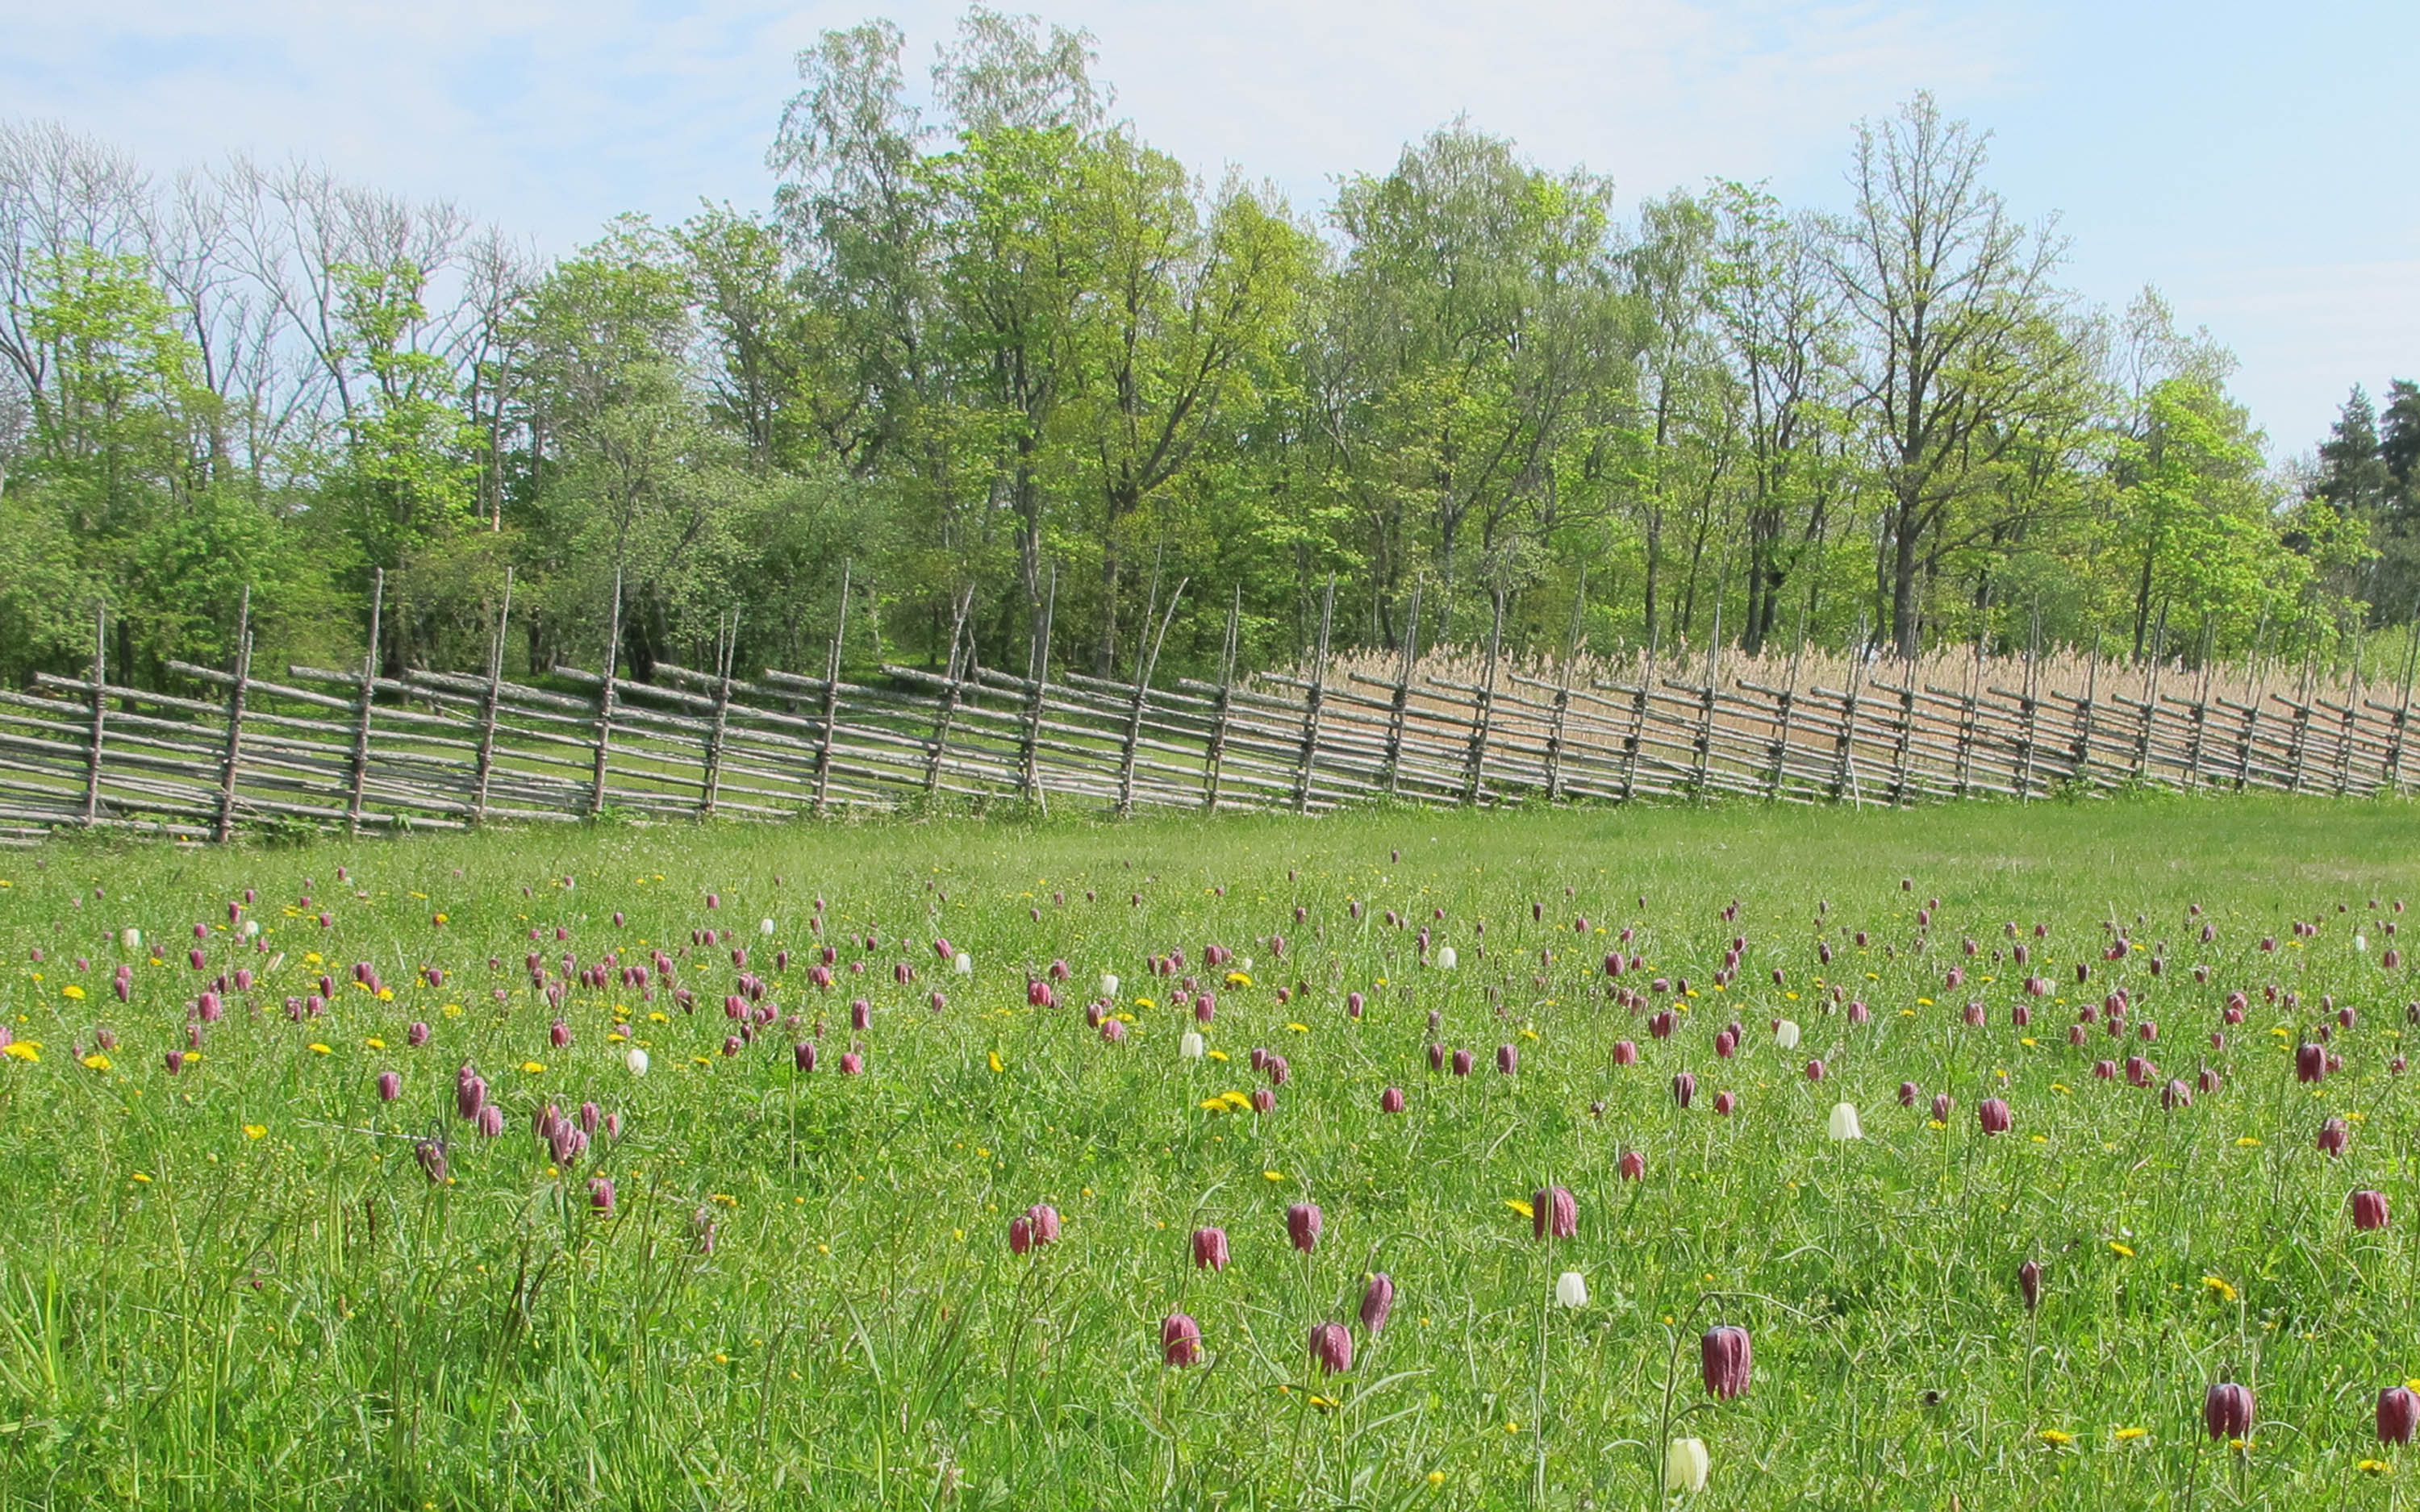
[1,585,2413,846]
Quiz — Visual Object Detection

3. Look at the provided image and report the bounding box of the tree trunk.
[1890,491,1924,658]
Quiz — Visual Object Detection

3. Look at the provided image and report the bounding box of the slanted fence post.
[1832,619,1868,807]
[1116,579,1186,818]
[925,588,975,798]
[214,586,254,844]
[1888,681,1916,807]
[1544,577,1583,804]
[1462,588,1505,805]
[1621,623,1660,804]
[2384,601,2420,794]
[1291,575,1334,814]
[588,571,624,820]
[1382,581,1422,799]
[2335,617,2364,795]
[347,569,385,836]
[1200,586,1240,814]
[81,603,108,827]
[814,561,852,818]
[1016,565,1054,812]
[2134,607,2166,783]
[700,608,737,820]
[2014,604,2042,801]
[1690,603,1722,802]
[471,569,511,825]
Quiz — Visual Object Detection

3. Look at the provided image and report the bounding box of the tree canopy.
[0,19,2404,694]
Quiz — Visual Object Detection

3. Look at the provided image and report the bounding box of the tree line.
[4,6,2416,698]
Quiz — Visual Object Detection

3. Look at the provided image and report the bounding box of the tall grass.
[0,796,2414,1508]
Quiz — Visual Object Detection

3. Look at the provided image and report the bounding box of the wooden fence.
[1,576,2414,846]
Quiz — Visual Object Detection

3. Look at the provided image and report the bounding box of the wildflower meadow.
[2,796,2417,1509]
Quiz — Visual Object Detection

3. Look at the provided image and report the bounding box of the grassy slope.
[0,794,2414,1509]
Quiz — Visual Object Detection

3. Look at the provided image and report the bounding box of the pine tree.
[2315,384,2390,514]
[2378,379,2420,522]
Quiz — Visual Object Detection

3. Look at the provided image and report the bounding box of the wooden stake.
[2134,605,2165,781]
[2014,600,2041,802]
[2384,598,2420,794]
[1545,574,1583,803]
[81,602,107,827]
[214,586,253,844]
[1834,615,1867,807]
[471,569,512,825]
[814,561,851,818]
[1382,581,1423,798]
[1462,587,1505,805]
[925,587,976,797]
[346,569,384,836]
[1622,618,1661,804]
[1018,564,1054,813]
[1116,578,1186,818]
[587,569,623,820]
[700,607,737,820]
[1292,575,1334,814]
[1201,585,1241,814]
[1689,598,1721,802]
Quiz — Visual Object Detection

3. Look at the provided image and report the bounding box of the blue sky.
[10,0,2414,458]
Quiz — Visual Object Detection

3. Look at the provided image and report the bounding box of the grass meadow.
[2,796,2418,1509]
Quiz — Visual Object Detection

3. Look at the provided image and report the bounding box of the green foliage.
[2,31,2408,699]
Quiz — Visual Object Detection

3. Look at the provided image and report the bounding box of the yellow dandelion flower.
[80,1052,111,1070]
[1286,1022,1309,1034]
[2039,1430,2074,1446]
[2202,1276,2238,1303]
[1220,1090,1254,1110]
[243,1123,266,1139]
[307,1043,332,1056]
[5,1042,40,1063]
[987,1051,1003,1073]
[1224,971,1252,987]
[1262,1169,1285,1181]
[131,1172,152,1183]
[2360,1459,2392,1475]
[1200,1098,1229,1112]
[2109,1242,2135,1259]
[520,1060,545,1073]
[2113,1427,2148,1441]
[1506,1198,1534,1218]
[2235,1136,2261,1148]
[1427,1471,1446,1487]
[365,1037,385,1050]
[60,984,85,1001]
[1133,997,1157,1010]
